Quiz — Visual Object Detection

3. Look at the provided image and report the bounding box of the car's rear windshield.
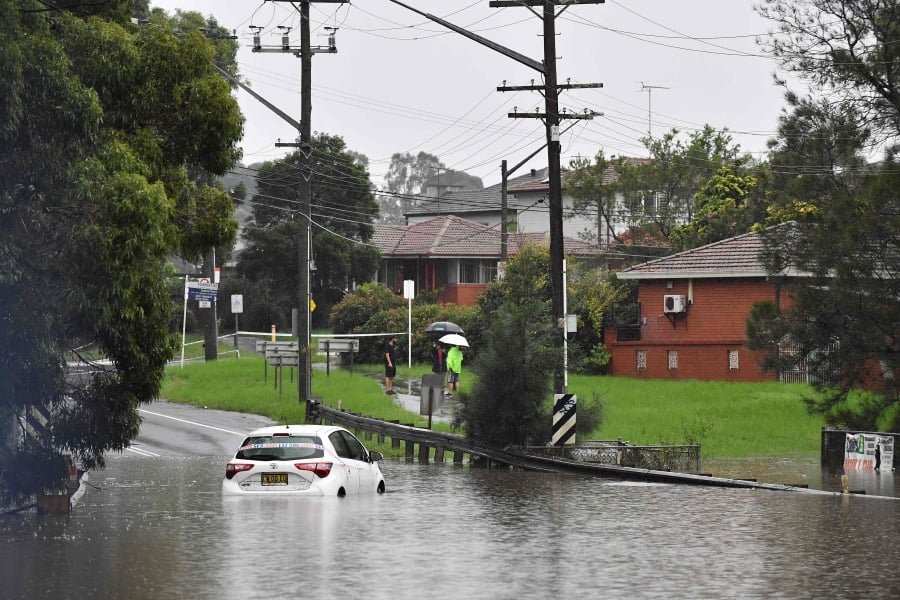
[236,435,325,461]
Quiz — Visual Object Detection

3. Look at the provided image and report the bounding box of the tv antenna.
[640,82,669,139]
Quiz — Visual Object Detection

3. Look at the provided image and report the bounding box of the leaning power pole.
[254,1,342,406]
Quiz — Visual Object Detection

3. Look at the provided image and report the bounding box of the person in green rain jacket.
[446,345,463,393]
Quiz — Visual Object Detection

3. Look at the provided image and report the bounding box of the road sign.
[310,299,316,312]
[187,280,218,302]
[231,294,243,314]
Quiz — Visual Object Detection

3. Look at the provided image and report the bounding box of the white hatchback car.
[222,424,385,497]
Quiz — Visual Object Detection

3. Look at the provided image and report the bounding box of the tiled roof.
[617,228,773,279]
[373,215,601,258]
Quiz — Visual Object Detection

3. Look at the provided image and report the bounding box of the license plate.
[261,473,288,486]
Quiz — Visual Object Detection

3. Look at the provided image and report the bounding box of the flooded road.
[3,452,899,599]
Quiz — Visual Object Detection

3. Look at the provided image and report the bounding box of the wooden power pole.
[254,1,342,405]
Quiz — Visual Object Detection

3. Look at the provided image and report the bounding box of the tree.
[238,134,380,326]
[0,3,242,505]
[381,151,483,223]
[747,100,899,429]
[626,126,747,240]
[743,2,900,429]
[566,127,746,247]
[566,261,631,374]
[668,165,763,252]
[457,244,560,446]
[757,0,900,153]
[565,151,631,245]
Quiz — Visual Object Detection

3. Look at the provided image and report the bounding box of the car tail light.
[225,463,255,480]
[295,462,333,479]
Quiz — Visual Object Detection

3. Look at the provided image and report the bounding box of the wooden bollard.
[404,439,414,459]
[841,474,850,494]
[435,446,445,463]
[418,444,429,463]
[453,451,464,464]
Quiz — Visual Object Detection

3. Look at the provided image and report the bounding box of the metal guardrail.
[311,403,700,474]
[311,402,556,470]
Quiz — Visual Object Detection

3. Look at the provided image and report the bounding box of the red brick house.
[373,215,601,306]
[606,228,801,382]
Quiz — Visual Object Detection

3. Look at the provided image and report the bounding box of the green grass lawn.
[160,357,445,431]
[566,374,824,459]
[159,357,825,460]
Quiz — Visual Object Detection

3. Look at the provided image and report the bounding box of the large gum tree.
[0,1,243,505]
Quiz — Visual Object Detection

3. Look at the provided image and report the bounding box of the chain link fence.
[526,440,701,473]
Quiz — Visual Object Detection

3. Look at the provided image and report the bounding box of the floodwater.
[2,455,898,599]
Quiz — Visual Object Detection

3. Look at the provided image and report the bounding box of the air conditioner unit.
[664,294,687,314]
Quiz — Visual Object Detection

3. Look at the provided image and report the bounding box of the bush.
[244,299,289,333]
[458,302,560,446]
[330,282,404,334]
[329,284,483,365]
[575,391,604,436]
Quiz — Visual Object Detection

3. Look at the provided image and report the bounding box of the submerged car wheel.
[377,481,385,494]
[337,487,346,498]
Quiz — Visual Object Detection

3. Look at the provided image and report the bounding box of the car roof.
[244,424,344,437]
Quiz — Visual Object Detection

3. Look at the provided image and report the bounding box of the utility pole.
[254,1,342,406]
[640,82,669,139]
[494,1,602,393]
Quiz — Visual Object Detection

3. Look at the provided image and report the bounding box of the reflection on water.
[2,455,898,599]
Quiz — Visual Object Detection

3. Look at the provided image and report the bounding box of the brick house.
[605,228,799,382]
[373,215,601,306]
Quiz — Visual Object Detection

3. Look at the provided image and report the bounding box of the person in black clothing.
[431,341,448,394]
[875,442,882,472]
[384,336,398,394]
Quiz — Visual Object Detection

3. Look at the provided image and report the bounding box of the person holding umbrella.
[446,343,463,395]
[431,340,447,381]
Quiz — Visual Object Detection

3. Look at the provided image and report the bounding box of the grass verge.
[159,358,824,460]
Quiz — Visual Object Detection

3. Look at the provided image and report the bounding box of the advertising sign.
[844,433,894,472]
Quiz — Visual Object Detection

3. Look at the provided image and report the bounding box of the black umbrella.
[424,321,464,334]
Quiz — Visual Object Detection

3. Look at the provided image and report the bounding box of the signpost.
[231,294,243,357]
[403,279,415,367]
[181,278,220,367]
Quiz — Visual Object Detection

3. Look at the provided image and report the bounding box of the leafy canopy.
[0,3,243,505]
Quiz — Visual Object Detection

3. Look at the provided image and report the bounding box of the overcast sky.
[151,1,799,188]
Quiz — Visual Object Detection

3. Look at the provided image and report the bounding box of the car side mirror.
[369,451,384,462]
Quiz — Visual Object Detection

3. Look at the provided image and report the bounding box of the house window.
[668,350,678,370]
[636,350,647,371]
[728,349,739,370]
[459,259,497,284]
[481,261,497,283]
[643,191,668,214]
[460,260,478,283]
